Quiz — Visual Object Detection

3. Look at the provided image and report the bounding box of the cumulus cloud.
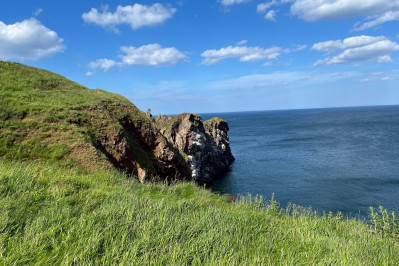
[257,1,278,20]
[265,10,278,21]
[87,44,188,75]
[257,1,277,13]
[119,44,188,66]
[312,36,387,53]
[355,10,399,31]
[82,3,176,31]
[312,35,399,66]
[0,18,65,60]
[202,43,283,65]
[268,0,399,30]
[219,0,251,6]
[289,0,399,21]
[88,59,119,71]
[202,41,306,65]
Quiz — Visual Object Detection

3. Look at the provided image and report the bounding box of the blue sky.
[1,0,399,114]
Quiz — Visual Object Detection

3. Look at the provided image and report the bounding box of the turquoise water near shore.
[201,105,399,217]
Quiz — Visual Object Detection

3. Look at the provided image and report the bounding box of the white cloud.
[202,44,283,65]
[220,0,251,6]
[236,40,248,46]
[312,35,399,66]
[312,36,387,53]
[82,3,176,31]
[0,18,65,60]
[296,44,307,51]
[88,59,119,71]
[86,59,119,76]
[87,44,188,74]
[202,42,306,65]
[257,1,279,20]
[265,10,278,21]
[34,8,43,16]
[120,44,188,66]
[355,10,399,31]
[274,0,399,30]
[289,0,399,21]
[257,1,277,13]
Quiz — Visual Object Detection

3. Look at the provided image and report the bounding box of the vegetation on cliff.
[0,61,190,181]
[1,61,398,264]
[0,61,234,183]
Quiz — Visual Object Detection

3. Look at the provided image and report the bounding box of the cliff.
[0,61,233,183]
[156,113,234,183]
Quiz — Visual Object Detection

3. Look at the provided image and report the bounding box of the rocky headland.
[0,61,234,184]
[155,112,235,183]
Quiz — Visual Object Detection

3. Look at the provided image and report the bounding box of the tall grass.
[1,160,398,265]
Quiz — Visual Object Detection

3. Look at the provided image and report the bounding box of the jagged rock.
[160,113,234,184]
[204,117,235,166]
[79,101,191,182]
[145,108,152,118]
[0,62,232,184]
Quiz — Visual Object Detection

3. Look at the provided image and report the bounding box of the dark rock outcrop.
[158,113,235,184]
[75,101,192,183]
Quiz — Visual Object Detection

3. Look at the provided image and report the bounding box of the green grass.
[1,61,398,264]
[0,61,190,178]
[1,160,398,265]
[0,61,131,170]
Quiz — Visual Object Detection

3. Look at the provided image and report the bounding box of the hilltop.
[0,61,233,183]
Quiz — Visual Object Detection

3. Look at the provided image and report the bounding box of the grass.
[0,61,190,178]
[0,61,130,170]
[1,61,398,264]
[1,160,398,265]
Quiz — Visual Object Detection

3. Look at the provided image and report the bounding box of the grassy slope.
[0,61,189,177]
[1,62,399,264]
[1,160,398,265]
[0,61,128,170]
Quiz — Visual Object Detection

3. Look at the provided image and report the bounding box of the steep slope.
[0,61,233,183]
[0,61,190,181]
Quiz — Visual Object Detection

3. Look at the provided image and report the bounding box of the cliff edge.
[0,61,233,183]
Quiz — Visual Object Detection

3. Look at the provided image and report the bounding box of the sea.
[201,105,399,217]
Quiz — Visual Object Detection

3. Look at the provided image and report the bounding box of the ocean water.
[201,106,399,217]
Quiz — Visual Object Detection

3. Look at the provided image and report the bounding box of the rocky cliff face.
[69,104,234,184]
[157,113,235,184]
[68,100,192,183]
[0,62,233,184]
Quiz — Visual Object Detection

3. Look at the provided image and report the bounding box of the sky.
[1,0,399,114]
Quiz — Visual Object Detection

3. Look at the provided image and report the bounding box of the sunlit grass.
[1,160,398,265]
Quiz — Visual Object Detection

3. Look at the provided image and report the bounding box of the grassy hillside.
[0,61,127,169]
[0,61,189,179]
[1,160,399,264]
[1,61,398,264]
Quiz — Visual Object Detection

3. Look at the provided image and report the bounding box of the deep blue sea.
[201,105,399,217]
